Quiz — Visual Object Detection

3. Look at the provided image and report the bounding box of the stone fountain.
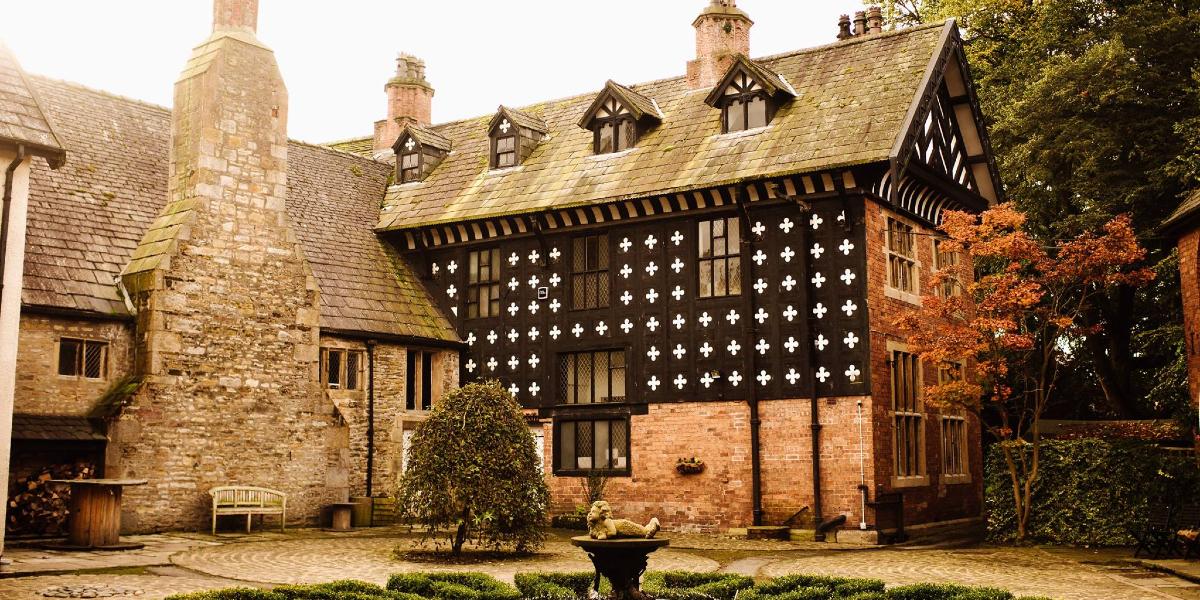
[570,501,668,600]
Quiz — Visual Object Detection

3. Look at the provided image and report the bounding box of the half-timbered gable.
[578,80,663,154]
[487,106,548,169]
[703,54,796,133]
[393,124,451,183]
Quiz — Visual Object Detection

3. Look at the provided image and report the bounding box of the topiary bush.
[513,572,595,600]
[385,572,520,600]
[886,583,1011,600]
[640,571,753,600]
[272,580,422,600]
[166,590,286,600]
[745,574,885,599]
[396,381,550,554]
[985,438,1200,545]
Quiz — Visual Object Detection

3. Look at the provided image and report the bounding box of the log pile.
[6,461,95,536]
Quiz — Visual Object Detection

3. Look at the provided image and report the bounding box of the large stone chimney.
[373,54,434,155]
[115,0,345,531]
[687,0,753,90]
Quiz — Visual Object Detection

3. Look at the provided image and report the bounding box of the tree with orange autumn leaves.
[895,204,1154,541]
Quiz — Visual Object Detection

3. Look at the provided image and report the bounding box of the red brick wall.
[863,200,984,526]
[687,11,752,89]
[1177,229,1200,406]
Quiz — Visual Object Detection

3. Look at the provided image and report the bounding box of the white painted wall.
[0,148,31,558]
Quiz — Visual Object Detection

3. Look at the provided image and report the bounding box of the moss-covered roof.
[0,42,65,167]
[373,21,950,233]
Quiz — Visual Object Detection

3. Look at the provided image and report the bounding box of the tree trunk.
[452,508,470,555]
[1085,289,1139,418]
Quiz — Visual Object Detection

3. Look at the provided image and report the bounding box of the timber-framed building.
[3,0,1000,539]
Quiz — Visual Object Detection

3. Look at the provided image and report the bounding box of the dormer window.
[488,106,547,170]
[704,55,796,134]
[579,81,663,156]
[392,125,451,184]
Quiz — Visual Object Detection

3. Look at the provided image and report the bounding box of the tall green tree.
[872,0,1200,418]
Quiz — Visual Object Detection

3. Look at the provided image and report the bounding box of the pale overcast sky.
[2,1,852,144]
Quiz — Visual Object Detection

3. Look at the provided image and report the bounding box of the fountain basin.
[571,536,670,600]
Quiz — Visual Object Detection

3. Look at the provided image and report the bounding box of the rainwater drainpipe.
[857,399,868,530]
[734,185,764,527]
[0,146,25,322]
[365,339,377,498]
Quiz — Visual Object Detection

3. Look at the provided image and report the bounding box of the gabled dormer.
[704,54,796,133]
[487,106,547,169]
[393,124,452,183]
[578,80,663,155]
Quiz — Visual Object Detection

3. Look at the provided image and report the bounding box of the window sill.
[942,474,971,485]
[553,469,631,478]
[890,475,930,489]
[884,286,922,306]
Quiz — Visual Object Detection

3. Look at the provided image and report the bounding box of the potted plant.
[675,457,705,475]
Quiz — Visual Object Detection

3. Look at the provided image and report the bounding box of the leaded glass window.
[571,234,610,310]
[698,217,742,298]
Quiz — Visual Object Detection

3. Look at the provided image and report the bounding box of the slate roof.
[399,124,452,153]
[22,76,455,341]
[373,21,951,232]
[0,43,65,167]
[11,413,106,441]
[1163,189,1200,234]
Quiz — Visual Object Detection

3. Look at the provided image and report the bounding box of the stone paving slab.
[2,535,221,577]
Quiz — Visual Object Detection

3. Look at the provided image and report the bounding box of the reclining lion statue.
[586,500,660,540]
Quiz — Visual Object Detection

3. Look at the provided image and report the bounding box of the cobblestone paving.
[3,535,221,575]
[0,574,232,600]
[762,546,1200,600]
[170,537,718,585]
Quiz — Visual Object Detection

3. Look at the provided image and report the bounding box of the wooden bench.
[209,486,286,534]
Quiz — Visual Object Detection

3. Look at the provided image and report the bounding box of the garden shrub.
[747,574,885,598]
[272,580,422,600]
[885,583,1011,600]
[385,572,520,600]
[165,590,285,600]
[396,381,550,554]
[985,438,1200,545]
[641,571,753,600]
[513,572,594,600]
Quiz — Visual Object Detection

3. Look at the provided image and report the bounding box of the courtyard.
[0,529,1197,600]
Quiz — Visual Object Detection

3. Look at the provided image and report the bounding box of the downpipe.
[858,398,868,530]
[0,146,25,322]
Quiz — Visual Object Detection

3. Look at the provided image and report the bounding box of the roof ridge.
[29,73,172,114]
[751,19,951,63]
[289,137,392,165]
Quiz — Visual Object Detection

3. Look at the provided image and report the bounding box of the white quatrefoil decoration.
[528,327,540,341]
[783,306,798,321]
[465,359,477,373]
[756,339,771,355]
[752,250,768,266]
[528,354,540,369]
[487,330,499,344]
[645,261,659,276]
[572,323,585,338]
[509,252,520,266]
[700,342,714,357]
[811,243,825,259]
[816,367,831,383]
[757,370,772,386]
[646,316,660,332]
[671,258,685,274]
[671,231,684,245]
[786,368,801,385]
[673,344,687,360]
[674,374,688,390]
[811,272,826,288]
[673,314,686,329]
[508,303,520,317]
[728,371,743,386]
[620,238,633,252]
[843,332,860,348]
[620,291,633,306]
[508,277,519,291]
[528,275,540,288]
[700,372,715,388]
[780,246,796,263]
[549,326,562,340]
[725,309,740,325]
[815,334,829,351]
[499,119,512,133]
[528,382,540,396]
[507,355,520,370]
[507,328,519,343]
[810,214,824,229]
[646,289,660,303]
[841,269,857,285]
[447,260,458,274]
[528,301,540,315]
[780,218,795,233]
[785,337,799,353]
[699,312,714,327]
[727,340,742,355]
[754,308,769,324]
[813,303,828,319]
[446,285,457,298]
[620,319,634,334]
[549,247,562,261]
[620,264,633,279]
[647,376,661,391]
[487,357,498,371]
[404,138,416,151]
[647,346,661,361]
[671,286,685,301]
[549,298,562,313]
[845,365,861,382]
[644,234,658,249]
[528,250,540,264]
[840,239,855,255]
[781,275,798,291]
[431,263,440,275]
[751,221,766,237]
[841,300,859,317]
[466,332,477,346]
[508,383,519,397]
[753,279,768,294]
[549,273,562,287]
[595,321,609,336]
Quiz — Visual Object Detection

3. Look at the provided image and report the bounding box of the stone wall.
[862,200,984,526]
[13,313,134,416]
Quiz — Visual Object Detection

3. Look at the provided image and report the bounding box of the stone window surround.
[887,340,928,488]
[884,213,922,306]
[552,415,632,477]
[55,337,109,381]
[940,415,970,485]
[932,237,963,298]
[320,347,365,391]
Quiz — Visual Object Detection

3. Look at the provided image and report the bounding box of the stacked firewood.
[6,461,95,536]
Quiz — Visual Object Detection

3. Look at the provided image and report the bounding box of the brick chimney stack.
[687,0,753,90]
[373,54,435,155]
[213,0,258,33]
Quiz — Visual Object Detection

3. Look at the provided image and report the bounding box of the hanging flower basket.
[675,457,705,475]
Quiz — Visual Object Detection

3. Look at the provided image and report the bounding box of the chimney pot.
[687,0,753,90]
[837,14,852,40]
[374,53,435,154]
[853,10,868,36]
[213,0,258,33]
[867,6,884,34]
